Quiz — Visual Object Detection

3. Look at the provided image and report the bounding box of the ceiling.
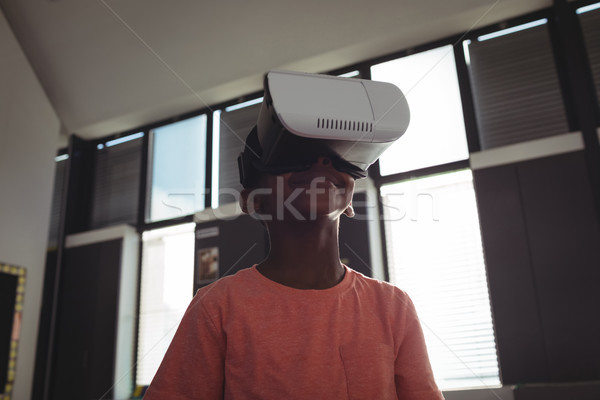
[1,0,551,142]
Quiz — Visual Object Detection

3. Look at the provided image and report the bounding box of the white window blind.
[466,20,569,149]
[91,133,142,229]
[381,170,500,390]
[214,101,261,207]
[136,223,195,386]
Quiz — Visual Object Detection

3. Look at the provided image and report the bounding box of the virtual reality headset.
[238,70,410,188]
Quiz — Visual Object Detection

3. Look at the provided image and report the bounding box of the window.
[465,19,570,149]
[147,115,207,222]
[578,2,600,117]
[48,153,68,249]
[213,99,262,207]
[136,223,195,385]
[381,170,500,390]
[91,133,143,229]
[337,70,360,78]
[371,45,469,176]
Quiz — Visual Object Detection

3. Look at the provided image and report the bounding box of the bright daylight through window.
[136,223,195,385]
[147,115,207,222]
[371,45,469,175]
[381,170,500,390]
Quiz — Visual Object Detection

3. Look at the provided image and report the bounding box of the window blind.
[217,103,261,205]
[381,170,500,390]
[467,22,570,149]
[90,136,142,228]
[136,223,195,385]
[579,4,600,112]
[48,158,67,249]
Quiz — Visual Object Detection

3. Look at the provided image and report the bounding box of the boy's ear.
[240,188,263,215]
[240,188,251,214]
[343,202,355,218]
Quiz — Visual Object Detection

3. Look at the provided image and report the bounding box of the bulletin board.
[0,263,26,400]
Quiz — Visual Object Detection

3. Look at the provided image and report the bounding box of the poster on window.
[197,247,219,283]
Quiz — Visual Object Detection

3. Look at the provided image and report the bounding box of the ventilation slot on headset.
[317,118,373,132]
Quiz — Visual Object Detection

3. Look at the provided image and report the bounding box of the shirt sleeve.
[144,295,225,400]
[394,294,445,400]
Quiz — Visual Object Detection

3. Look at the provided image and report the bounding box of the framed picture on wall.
[0,262,26,400]
[196,247,219,284]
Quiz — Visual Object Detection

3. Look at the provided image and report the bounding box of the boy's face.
[242,157,355,222]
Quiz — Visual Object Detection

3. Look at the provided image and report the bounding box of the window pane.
[48,155,68,249]
[91,133,142,229]
[147,115,207,222]
[136,223,195,385]
[381,170,500,390]
[371,45,469,175]
[214,101,261,207]
[337,70,360,78]
[466,20,569,149]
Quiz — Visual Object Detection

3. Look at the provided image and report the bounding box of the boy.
[144,72,443,399]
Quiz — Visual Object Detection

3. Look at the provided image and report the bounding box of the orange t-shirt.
[145,265,443,400]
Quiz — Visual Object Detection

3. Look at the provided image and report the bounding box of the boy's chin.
[286,201,348,221]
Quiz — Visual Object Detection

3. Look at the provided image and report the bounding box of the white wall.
[0,8,60,400]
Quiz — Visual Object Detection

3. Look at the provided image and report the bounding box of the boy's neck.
[257,218,345,290]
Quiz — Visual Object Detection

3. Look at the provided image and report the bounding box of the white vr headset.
[238,70,410,187]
